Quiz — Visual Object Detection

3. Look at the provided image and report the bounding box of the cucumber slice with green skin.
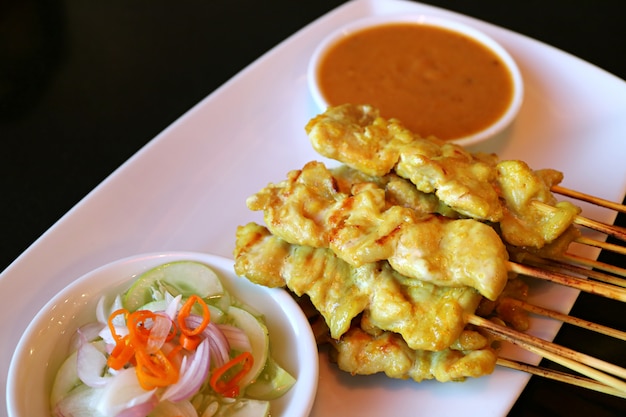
[227,306,269,388]
[123,261,224,311]
[245,357,296,401]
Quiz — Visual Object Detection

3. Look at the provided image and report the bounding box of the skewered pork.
[306,104,581,249]
[231,105,621,389]
[246,161,510,300]
[234,222,483,351]
[331,326,497,383]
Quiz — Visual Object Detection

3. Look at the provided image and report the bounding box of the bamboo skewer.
[561,252,626,278]
[509,262,626,302]
[470,314,626,381]
[521,255,626,288]
[503,298,626,341]
[469,315,626,394]
[496,357,626,399]
[574,218,626,242]
[552,185,626,214]
[487,189,626,396]
[575,236,626,256]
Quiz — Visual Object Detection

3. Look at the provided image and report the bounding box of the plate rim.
[2,1,626,417]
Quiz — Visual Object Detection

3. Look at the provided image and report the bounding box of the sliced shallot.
[161,337,211,402]
[76,331,108,388]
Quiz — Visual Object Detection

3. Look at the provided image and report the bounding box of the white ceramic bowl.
[7,252,318,417]
[308,14,524,147]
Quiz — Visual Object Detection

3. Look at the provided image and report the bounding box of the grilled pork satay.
[330,326,497,383]
[305,104,503,222]
[234,222,368,341]
[395,146,502,222]
[507,226,582,262]
[331,164,456,217]
[496,160,581,248]
[233,104,626,393]
[246,161,509,300]
[233,222,483,351]
[306,104,582,249]
[304,103,427,177]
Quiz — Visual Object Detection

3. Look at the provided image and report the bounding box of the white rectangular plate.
[2,0,626,416]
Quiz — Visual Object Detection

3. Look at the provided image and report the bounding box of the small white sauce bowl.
[308,14,524,147]
[7,252,318,417]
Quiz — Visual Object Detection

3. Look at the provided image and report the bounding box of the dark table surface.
[2,1,625,416]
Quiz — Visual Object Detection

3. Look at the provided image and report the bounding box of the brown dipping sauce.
[316,23,515,141]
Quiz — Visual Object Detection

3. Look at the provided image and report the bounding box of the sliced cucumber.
[215,398,270,417]
[207,304,225,323]
[227,306,269,388]
[213,290,232,314]
[123,261,224,311]
[138,299,168,312]
[245,357,296,400]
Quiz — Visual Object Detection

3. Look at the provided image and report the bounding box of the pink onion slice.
[183,315,239,368]
[217,323,252,352]
[206,323,230,368]
[70,321,105,351]
[161,337,211,402]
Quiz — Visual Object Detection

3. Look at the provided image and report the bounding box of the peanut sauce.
[316,23,515,141]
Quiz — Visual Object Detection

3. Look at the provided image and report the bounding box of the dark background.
[2,1,625,415]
